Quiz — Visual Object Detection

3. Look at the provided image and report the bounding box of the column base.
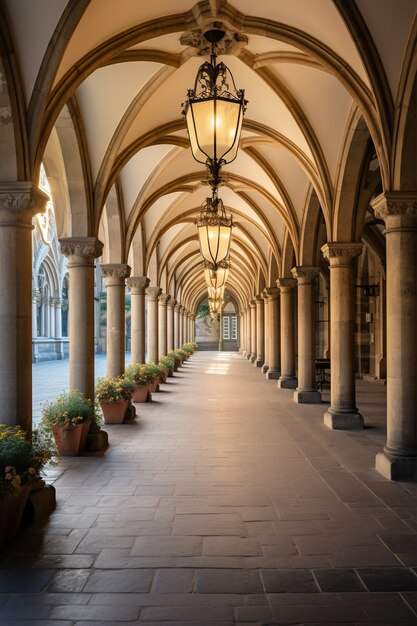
[261,364,269,374]
[324,409,364,430]
[254,359,264,368]
[250,355,256,363]
[266,370,280,380]
[376,450,417,481]
[294,389,322,404]
[278,377,297,389]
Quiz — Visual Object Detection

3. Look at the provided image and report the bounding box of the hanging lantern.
[208,298,221,315]
[196,188,232,265]
[204,259,230,289]
[207,285,224,302]
[182,29,247,187]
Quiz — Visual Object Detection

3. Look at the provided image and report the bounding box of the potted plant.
[95,376,136,424]
[40,390,94,456]
[176,348,188,363]
[183,342,197,355]
[0,425,56,549]
[145,363,163,392]
[125,363,153,402]
[167,350,182,372]
[159,355,175,377]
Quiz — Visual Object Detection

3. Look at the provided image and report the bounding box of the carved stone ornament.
[0,182,49,223]
[158,293,171,305]
[291,266,320,283]
[127,276,150,294]
[276,278,296,290]
[49,297,62,307]
[145,286,162,301]
[265,287,279,300]
[180,24,248,56]
[59,237,103,260]
[255,294,264,304]
[174,303,182,312]
[101,264,131,282]
[167,298,177,309]
[371,192,417,221]
[321,242,362,264]
[32,289,42,305]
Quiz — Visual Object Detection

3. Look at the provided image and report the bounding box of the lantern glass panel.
[198,223,231,265]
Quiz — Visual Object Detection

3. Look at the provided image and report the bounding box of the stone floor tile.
[357,567,417,591]
[233,605,274,622]
[84,569,153,593]
[0,569,55,593]
[140,605,234,621]
[195,569,263,594]
[314,569,366,592]
[151,569,194,593]
[329,545,402,567]
[261,569,319,593]
[131,536,202,557]
[50,605,140,621]
[46,569,91,592]
[203,537,261,556]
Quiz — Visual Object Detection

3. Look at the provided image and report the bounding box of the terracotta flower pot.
[100,399,129,424]
[159,371,167,384]
[51,419,91,456]
[0,485,30,550]
[132,384,149,403]
[149,379,159,393]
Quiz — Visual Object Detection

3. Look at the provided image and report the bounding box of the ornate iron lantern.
[204,259,230,289]
[196,187,232,265]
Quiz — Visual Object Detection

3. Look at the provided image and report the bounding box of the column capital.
[265,287,279,301]
[174,303,182,312]
[321,242,362,266]
[158,293,171,305]
[0,182,49,225]
[101,263,131,285]
[276,277,296,291]
[146,286,162,301]
[255,294,264,304]
[371,191,417,230]
[32,289,42,305]
[59,237,103,264]
[250,299,256,308]
[127,276,150,295]
[291,266,320,284]
[167,298,177,309]
[50,297,62,308]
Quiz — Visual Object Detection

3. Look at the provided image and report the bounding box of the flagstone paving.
[1,351,417,625]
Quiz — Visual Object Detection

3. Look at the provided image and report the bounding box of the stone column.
[322,243,363,429]
[49,297,55,337]
[265,287,280,379]
[32,289,40,338]
[240,309,245,354]
[174,303,181,349]
[277,278,297,389]
[146,286,162,362]
[127,276,149,364]
[60,237,103,401]
[250,300,257,363]
[101,264,130,377]
[292,266,321,403]
[0,184,48,431]
[218,312,224,351]
[261,291,269,373]
[167,299,176,352]
[53,297,63,360]
[255,295,264,367]
[246,305,251,359]
[371,193,417,480]
[158,293,170,357]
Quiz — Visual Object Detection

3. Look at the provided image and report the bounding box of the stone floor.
[2,351,417,625]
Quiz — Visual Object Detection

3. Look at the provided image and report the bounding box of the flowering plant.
[40,390,94,433]
[167,350,182,365]
[183,342,197,354]
[176,348,188,362]
[145,362,165,381]
[96,376,135,404]
[159,355,175,371]
[125,363,153,387]
[0,425,56,499]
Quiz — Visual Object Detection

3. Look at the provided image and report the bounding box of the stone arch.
[281,231,296,277]
[299,187,324,266]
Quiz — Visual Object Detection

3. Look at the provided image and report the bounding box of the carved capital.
[321,242,362,267]
[0,182,49,228]
[101,263,131,285]
[167,298,177,309]
[145,286,162,301]
[32,289,42,305]
[276,278,296,291]
[158,293,171,305]
[255,294,264,305]
[59,237,103,265]
[49,297,62,307]
[291,266,320,284]
[127,276,150,295]
[265,287,279,301]
[174,303,182,312]
[180,24,248,57]
[250,299,256,308]
[371,192,417,230]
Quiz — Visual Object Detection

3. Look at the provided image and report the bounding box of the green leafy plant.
[183,342,197,354]
[96,376,135,404]
[159,355,175,371]
[40,390,94,433]
[167,350,182,365]
[125,363,153,387]
[0,425,56,499]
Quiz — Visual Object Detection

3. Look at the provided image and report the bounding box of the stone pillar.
[183,308,188,346]
[254,295,264,367]
[101,264,130,377]
[49,297,55,337]
[218,312,224,351]
[0,184,48,431]
[127,276,149,364]
[322,243,363,429]
[174,303,181,349]
[261,291,269,373]
[146,286,162,362]
[32,289,40,338]
[265,287,280,379]
[53,298,63,360]
[240,309,245,354]
[277,278,297,389]
[249,300,257,362]
[292,266,321,403]
[167,299,176,352]
[246,305,251,359]
[371,193,417,480]
[158,293,170,357]
[60,237,103,401]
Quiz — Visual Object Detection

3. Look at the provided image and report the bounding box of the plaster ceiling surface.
[3,0,416,308]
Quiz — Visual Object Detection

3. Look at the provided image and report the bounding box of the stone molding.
[250,299,256,308]
[158,293,171,305]
[180,24,248,57]
[0,182,49,225]
[167,298,177,309]
[371,192,417,231]
[101,263,131,284]
[145,286,162,301]
[265,287,279,301]
[59,237,103,261]
[291,266,320,284]
[174,303,182,312]
[321,242,362,266]
[255,294,264,305]
[32,289,42,305]
[276,277,296,291]
[49,297,62,308]
[127,276,150,295]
